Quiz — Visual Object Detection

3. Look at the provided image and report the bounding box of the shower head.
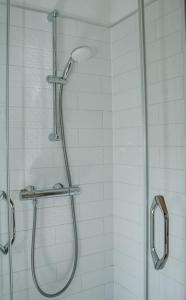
[71,46,92,62]
[62,46,92,80]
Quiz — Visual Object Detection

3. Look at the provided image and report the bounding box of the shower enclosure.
[0,0,186,299]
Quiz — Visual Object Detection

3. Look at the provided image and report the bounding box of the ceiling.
[110,0,138,24]
[11,0,138,26]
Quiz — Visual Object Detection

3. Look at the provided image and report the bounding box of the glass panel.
[9,1,145,300]
[0,0,11,300]
[9,1,186,299]
[112,9,145,300]
[9,2,114,299]
[144,0,186,299]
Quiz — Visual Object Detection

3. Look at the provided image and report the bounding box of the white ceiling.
[110,0,138,24]
[11,0,138,26]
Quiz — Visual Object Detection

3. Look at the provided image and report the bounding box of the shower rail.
[19,184,80,201]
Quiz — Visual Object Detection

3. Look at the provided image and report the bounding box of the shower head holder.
[47,75,67,85]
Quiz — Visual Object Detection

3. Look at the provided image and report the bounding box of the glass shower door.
[0,0,12,299]
[143,0,186,299]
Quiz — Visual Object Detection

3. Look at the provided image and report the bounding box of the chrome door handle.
[0,191,16,255]
[150,195,169,270]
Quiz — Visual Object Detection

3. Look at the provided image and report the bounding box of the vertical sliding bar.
[48,10,60,141]
[52,10,58,139]
[138,0,149,299]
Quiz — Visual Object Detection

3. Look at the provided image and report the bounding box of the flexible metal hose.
[31,84,78,297]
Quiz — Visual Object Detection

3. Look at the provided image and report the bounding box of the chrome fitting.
[20,184,80,201]
[48,132,61,142]
[46,75,67,85]
[47,10,58,22]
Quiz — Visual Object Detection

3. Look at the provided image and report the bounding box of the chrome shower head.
[71,46,92,62]
[62,46,92,80]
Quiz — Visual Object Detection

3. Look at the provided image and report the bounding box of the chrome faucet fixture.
[26,10,93,298]
[47,21,92,142]
[20,184,80,200]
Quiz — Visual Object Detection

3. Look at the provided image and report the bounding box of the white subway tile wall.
[7,6,113,300]
[0,1,186,300]
[111,0,186,299]
[145,0,186,300]
[111,11,145,300]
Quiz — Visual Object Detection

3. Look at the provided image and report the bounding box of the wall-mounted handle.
[0,191,16,255]
[150,195,169,270]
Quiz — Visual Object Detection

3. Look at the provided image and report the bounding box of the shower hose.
[31,84,78,297]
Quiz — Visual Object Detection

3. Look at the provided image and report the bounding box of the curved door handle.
[150,195,169,270]
[0,191,16,255]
